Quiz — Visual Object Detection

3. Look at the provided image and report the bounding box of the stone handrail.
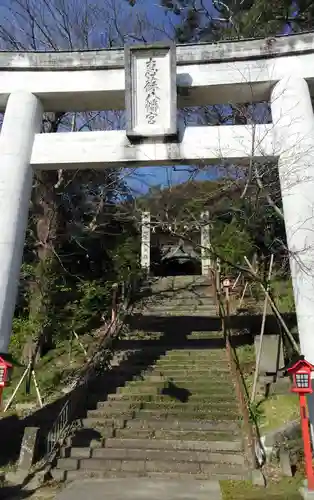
[211,262,265,473]
[40,273,141,471]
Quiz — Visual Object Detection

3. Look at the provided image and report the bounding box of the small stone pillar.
[141,211,151,274]
[254,334,284,376]
[200,211,211,276]
[18,427,40,472]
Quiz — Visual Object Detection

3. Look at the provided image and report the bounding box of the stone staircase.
[134,275,218,317]
[52,275,250,482]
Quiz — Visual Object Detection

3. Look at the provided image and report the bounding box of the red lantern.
[287,356,314,490]
[0,356,12,388]
[288,358,314,394]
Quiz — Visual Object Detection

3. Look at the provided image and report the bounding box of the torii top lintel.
[1,32,314,112]
[0,32,314,71]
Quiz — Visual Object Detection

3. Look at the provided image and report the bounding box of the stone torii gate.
[140,210,211,275]
[0,35,314,401]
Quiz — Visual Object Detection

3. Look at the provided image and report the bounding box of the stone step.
[53,466,248,482]
[122,332,222,341]
[158,355,228,363]
[111,346,227,356]
[150,288,213,296]
[90,376,236,393]
[144,289,214,297]
[95,400,238,411]
[68,426,241,445]
[154,361,228,369]
[142,302,216,309]
[124,418,240,431]
[151,289,217,296]
[90,385,234,402]
[106,393,236,403]
[86,407,239,421]
[151,278,212,284]
[102,437,243,452]
[88,375,235,391]
[163,350,227,358]
[111,358,228,369]
[147,290,214,296]
[115,427,241,441]
[139,310,218,317]
[107,366,231,378]
[145,366,230,375]
[67,437,243,454]
[149,288,214,294]
[138,409,239,420]
[150,278,211,289]
[112,340,226,349]
[140,401,237,411]
[56,457,246,476]
[140,299,216,307]
[114,390,234,400]
[128,372,232,383]
[81,416,240,432]
[64,446,245,465]
[137,299,215,305]
[91,394,235,407]
[142,301,216,307]
[185,333,222,339]
[118,381,235,394]
[125,371,234,382]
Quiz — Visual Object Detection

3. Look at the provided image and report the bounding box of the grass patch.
[221,473,303,500]
[271,278,295,314]
[234,343,299,433]
[260,393,299,432]
[232,276,299,433]
[2,334,95,414]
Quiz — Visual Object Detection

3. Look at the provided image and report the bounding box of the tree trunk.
[28,113,66,357]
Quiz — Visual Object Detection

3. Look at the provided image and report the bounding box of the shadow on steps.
[68,325,241,447]
[161,380,192,403]
[126,313,297,338]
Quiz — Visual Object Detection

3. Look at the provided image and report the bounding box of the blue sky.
[126,164,226,196]
[0,0,219,194]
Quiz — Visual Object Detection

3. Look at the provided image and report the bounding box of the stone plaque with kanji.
[125,43,177,139]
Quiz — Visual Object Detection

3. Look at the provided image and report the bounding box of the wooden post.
[244,256,300,354]
[251,254,274,403]
[300,393,314,490]
[111,283,118,325]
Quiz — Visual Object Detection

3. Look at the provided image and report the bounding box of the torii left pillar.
[0,91,43,353]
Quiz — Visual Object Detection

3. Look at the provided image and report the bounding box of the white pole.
[4,365,30,412]
[0,92,43,353]
[251,254,274,403]
[32,370,43,408]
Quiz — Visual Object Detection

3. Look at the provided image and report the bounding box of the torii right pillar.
[271,77,314,443]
